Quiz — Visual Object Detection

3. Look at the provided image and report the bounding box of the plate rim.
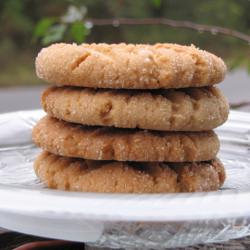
[0,109,250,222]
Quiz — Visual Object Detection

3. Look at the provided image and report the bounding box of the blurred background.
[0,0,249,112]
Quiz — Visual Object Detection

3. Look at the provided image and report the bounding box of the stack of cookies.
[32,43,229,193]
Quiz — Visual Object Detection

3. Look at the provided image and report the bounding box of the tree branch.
[86,18,250,43]
[230,102,250,109]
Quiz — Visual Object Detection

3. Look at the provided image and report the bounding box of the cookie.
[36,43,226,89]
[34,151,225,193]
[32,116,219,162]
[42,86,229,131]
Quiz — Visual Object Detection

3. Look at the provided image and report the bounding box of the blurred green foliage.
[0,0,249,86]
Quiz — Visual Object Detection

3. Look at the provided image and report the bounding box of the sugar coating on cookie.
[42,86,229,131]
[36,43,226,89]
[32,116,220,162]
[34,151,225,193]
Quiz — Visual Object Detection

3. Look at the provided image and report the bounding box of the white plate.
[0,110,250,249]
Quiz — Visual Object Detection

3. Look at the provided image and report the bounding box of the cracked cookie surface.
[36,43,226,89]
[32,116,220,162]
[34,151,225,193]
[42,86,229,131]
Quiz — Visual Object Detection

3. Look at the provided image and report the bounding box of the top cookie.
[36,43,226,89]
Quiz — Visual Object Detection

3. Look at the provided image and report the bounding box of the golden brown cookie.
[42,86,229,131]
[36,43,226,89]
[34,151,225,193]
[32,116,220,162]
